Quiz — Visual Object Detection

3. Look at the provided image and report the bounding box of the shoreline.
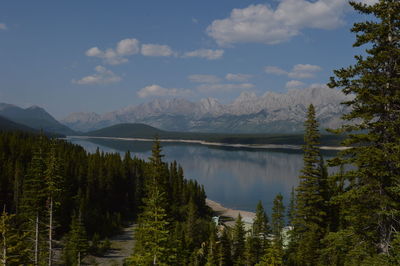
[67,135,348,151]
[206,199,255,227]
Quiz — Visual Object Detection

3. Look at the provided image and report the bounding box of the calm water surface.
[67,137,336,213]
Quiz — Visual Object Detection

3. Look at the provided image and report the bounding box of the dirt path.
[85,224,136,266]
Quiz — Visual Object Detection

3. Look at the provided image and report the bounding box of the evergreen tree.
[232,214,246,265]
[258,194,285,266]
[63,212,88,266]
[271,194,285,245]
[248,201,270,265]
[20,138,47,265]
[327,0,400,263]
[205,223,218,266]
[44,141,62,266]
[287,187,295,226]
[218,228,232,266]
[292,104,327,265]
[0,207,30,265]
[185,197,198,251]
[128,140,171,265]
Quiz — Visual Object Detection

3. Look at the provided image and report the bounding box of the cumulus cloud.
[137,84,191,98]
[188,74,221,84]
[73,65,122,85]
[225,73,252,82]
[207,0,348,46]
[197,83,254,93]
[141,44,174,57]
[265,64,322,79]
[0,23,7,30]
[265,66,288,76]
[357,0,378,4]
[183,49,224,60]
[286,80,305,89]
[85,38,140,65]
[289,64,322,78]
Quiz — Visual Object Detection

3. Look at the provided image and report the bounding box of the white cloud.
[0,23,7,30]
[74,65,122,85]
[188,74,221,84]
[85,38,140,65]
[183,49,224,60]
[357,0,378,5]
[265,64,322,79]
[207,0,348,46]
[289,64,322,78]
[116,39,140,55]
[225,73,252,82]
[137,84,191,98]
[197,83,254,93]
[265,66,288,76]
[286,80,305,89]
[141,44,174,57]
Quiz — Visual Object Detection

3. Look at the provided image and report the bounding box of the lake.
[67,137,337,214]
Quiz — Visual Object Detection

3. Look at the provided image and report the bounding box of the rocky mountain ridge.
[62,86,352,133]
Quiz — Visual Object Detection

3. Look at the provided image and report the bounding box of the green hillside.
[0,115,37,132]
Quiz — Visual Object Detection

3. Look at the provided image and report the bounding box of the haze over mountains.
[0,103,75,135]
[63,86,352,133]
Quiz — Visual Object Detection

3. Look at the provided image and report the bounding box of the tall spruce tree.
[218,228,232,266]
[128,140,171,265]
[292,104,327,265]
[327,0,400,263]
[258,194,285,266]
[232,214,246,265]
[20,138,47,265]
[0,207,30,265]
[63,212,88,266]
[248,201,270,264]
[44,141,62,266]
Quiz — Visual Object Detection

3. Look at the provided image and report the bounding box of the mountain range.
[62,85,352,133]
[0,103,75,135]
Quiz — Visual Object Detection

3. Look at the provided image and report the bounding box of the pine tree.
[232,214,246,265]
[327,0,400,262]
[218,228,232,266]
[44,141,62,266]
[287,187,295,226]
[0,207,30,265]
[205,223,218,266]
[20,138,47,266]
[128,140,171,265]
[292,104,327,265]
[258,194,285,266]
[63,212,88,266]
[248,201,270,264]
[271,194,284,245]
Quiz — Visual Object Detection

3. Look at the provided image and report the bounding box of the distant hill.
[87,123,165,138]
[86,123,344,146]
[0,115,37,132]
[0,103,76,135]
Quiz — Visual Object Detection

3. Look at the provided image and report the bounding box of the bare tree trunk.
[1,207,6,266]
[48,197,53,266]
[78,251,81,266]
[35,212,39,266]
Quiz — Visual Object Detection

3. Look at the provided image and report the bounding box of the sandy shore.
[206,199,255,227]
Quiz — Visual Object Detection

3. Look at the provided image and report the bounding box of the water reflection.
[67,137,335,213]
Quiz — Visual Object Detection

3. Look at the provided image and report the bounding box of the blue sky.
[0,0,376,118]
